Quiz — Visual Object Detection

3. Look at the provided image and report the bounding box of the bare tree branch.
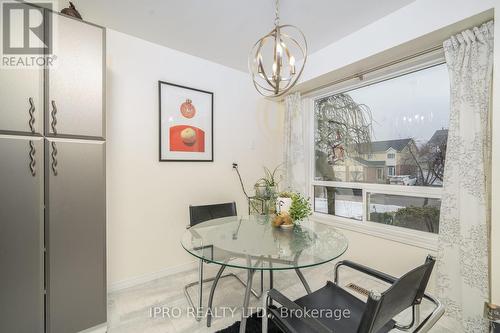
[315,93,373,166]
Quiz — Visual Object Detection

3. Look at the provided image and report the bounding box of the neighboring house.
[329,138,417,183]
[316,130,448,185]
[428,128,448,147]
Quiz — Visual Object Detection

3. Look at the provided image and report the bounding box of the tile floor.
[107,263,450,333]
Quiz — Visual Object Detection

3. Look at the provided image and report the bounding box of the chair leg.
[182,260,204,321]
[184,266,264,323]
[184,272,262,314]
[415,304,421,326]
[262,290,269,333]
[269,270,274,307]
[260,270,264,295]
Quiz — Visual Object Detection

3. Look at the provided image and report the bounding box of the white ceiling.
[73,0,415,72]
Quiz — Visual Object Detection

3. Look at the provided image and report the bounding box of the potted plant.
[276,191,293,214]
[254,165,282,198]
[254,179,269,198]
[272,192,312,229]
[288,192,313,224]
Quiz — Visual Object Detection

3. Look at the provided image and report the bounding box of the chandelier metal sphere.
[248,0,307,98]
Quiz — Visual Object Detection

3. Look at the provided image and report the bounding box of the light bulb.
[276,42,282,55]
[289,56,296,75]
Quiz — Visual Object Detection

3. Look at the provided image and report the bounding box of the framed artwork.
[159,81,214,162]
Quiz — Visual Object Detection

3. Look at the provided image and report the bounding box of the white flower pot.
[276,197,292,214]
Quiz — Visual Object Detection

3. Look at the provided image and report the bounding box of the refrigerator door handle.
[51,141,58,176]
[28,140,36,177]
[51,100,58,135]
[28,97,35,133]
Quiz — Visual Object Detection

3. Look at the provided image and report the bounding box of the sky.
[346,63,450,144]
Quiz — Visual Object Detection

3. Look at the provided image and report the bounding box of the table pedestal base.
[206,265,312,333]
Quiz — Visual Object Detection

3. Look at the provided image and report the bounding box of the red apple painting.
[159,81,213,161]
[169,125,205,152]
[180,99,196,118]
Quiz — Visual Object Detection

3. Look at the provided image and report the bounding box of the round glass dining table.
[181,215,348,333]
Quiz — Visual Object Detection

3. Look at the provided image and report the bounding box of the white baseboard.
[108,261,198,293]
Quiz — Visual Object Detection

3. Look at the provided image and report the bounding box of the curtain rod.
[300,44,444,97]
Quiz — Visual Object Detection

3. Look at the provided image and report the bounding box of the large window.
[312,62,449,234]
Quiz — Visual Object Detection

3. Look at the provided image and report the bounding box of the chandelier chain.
[274,0,280,26]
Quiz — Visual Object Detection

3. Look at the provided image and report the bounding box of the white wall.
[300,0,499,302]
[106,30,283,286]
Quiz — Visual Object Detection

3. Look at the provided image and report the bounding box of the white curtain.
[283,92,306,194]
[436,20,494,332]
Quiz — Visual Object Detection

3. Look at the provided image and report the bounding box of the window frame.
[304,53,447,251]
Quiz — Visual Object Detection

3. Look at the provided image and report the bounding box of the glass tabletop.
[181,215,348,270]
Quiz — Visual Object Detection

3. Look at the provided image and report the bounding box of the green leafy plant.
[255,165,282,198]
[288,192,312,223]
[258,165,282,187]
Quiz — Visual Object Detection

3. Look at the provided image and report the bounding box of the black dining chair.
[264,255,444,333]
[184,202,262,321]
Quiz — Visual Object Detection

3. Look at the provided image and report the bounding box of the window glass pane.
[314,64,449,187]
[314,186,362,221]
[367,193,441,233]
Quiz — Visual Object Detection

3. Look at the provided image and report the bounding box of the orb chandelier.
[248,0,307,98]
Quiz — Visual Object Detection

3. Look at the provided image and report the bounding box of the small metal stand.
[248,196,276,215]
[232,163,276,215]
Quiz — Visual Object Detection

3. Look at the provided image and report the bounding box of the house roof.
[354,138,412,153]
[352,157,386,167]
[428,129,448,146]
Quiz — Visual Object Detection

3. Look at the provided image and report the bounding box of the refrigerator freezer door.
[45,138,106,333]
[47,13,105,138]
[0,136,44,333]
[0,69,43,134]
[0,2,44,134]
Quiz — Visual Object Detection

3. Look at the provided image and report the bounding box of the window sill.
[310,213,438,251]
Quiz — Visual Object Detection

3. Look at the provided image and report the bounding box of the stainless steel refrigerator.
[0,3,107,332]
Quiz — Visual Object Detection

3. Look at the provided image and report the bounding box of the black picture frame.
[158,81,214,162]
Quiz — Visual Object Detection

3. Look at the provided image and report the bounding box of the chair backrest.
[189,202,237,227]
[357,256,436,333]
